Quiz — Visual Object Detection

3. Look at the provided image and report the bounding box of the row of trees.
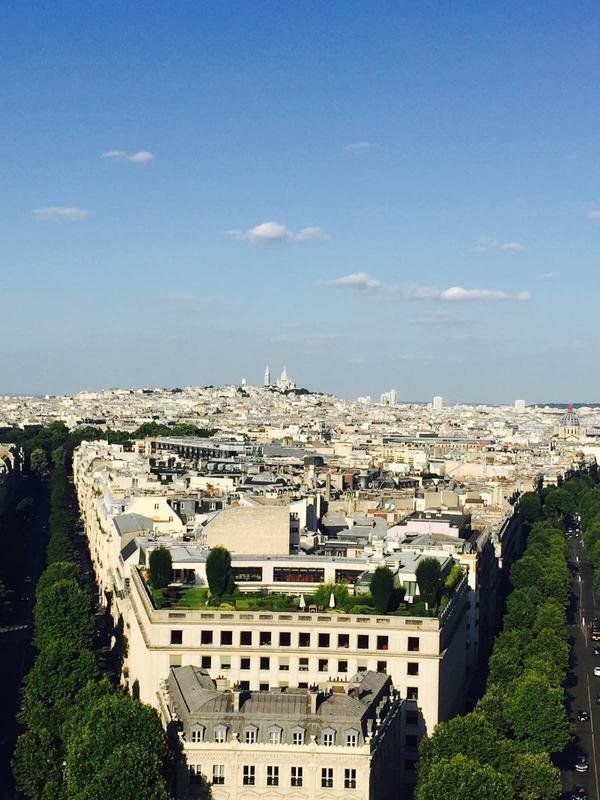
[12,438,175,800]
[415,487,576,800]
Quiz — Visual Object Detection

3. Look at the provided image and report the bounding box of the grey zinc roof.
[113,513,153,536]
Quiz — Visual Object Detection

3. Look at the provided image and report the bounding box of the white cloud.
[33,206,88,222]
[440,286,530,302]
[388,283,440,300]
[325,272,380,290]
[345,141,372,153]
[587,209,600,219]
[102,149,154,164]
[230,221,329,244]
[471,237,525,253]
[128,150,154,164]
[295,227,330,241]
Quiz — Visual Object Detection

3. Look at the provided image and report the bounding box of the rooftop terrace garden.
[145,546,464,618]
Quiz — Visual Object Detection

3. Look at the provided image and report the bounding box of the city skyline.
[3,3,600,400]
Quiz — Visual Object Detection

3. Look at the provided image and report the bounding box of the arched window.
[190,724,204,743]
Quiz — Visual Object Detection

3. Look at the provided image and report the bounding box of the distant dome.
[561,409,580,427]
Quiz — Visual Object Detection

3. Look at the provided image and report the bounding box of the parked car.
[577,710,590,722]
[594,666,600,677]
[575,755,589,773]
[593,647,600,656]
[571,785,588,800]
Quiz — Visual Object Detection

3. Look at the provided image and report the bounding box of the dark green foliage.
[30,447,50,477]
[149,547,173,589]
[416,754,513,800]
[518,492,541,523]
[206,546,233,597]
[415,557,442,608]
[12,726,66,800]
[543,487,576,519]
[36,561,82,595]
[33,579,94,652]
[370,566,395,613]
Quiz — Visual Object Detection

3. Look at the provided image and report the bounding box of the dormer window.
[346,729,359,747]
[268,726,282,744]
[322,728,336,746]
[244,725,258,744]
[291,727,305,745]
[190,724,204,743]
[214,724,227,743]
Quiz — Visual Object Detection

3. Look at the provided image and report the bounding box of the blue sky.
[2,1,600,402]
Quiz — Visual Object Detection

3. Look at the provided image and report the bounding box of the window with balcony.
[291,766,303,787]
[242,766,255,786]
[267,766,279,786]
[321,767,334,788]
[344,768,357,789]
[212,765,225,785]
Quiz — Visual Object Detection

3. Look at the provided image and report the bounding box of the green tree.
[416,557,442,608]
[370,566,395,613]
[206,546,233,597]
[505,673,570,753]
[544,487,576,520]
[149,547,173,590]
[12,726,65,800]
[33,579,94,652]
[65,694,172,800]
[513,752,561,800]
[312,582,350,608]
[30,447,49,477]
[36,561,81,595]
[518,492,541,523]
[416,754,513,800]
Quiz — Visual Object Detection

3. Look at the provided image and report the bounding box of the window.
[240,630,252,646]
[338,633,350,648]
[291,766,303,787]
[260,656,270,670]
[279,657,289,671]
[279,631,291,646]
[259,631,271,646]
[240,657,251,670]
[357,634,369,649]
[212,765,225,785]
[201,630,213,645]
[244,726,257,744]
[189,765,203,785]
[154,503,159,510]
[273,567,325,583]
[322,728,335,746]
[299,632,310,647]
[318,633,330,647]
[406,710,419,726]
[201,655,211,669]
[407,662,419,675]
[169,654,182,667]
[408,636,420,652]
[338,659,348,673]
[292,727,305,745]
[259,682,269,691]
[220,630,232,646]
[344,768,357,789]
[407,686,419,701]
[267,766,279,786]
[170,629,182,645]
[321,768,334,788]
[357,660,368,672]
[377,660,387,673]
[299,657,309,672]
[232,566,262,582]
[346,729,359,747]
[376,635,389,650]
[318,659,328,672]
[214,725,227,743]
[220,657,230,671]
[405,734,418,748]
[242,766,255,786]
[190,724,204,743]
[268,727,282,744]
